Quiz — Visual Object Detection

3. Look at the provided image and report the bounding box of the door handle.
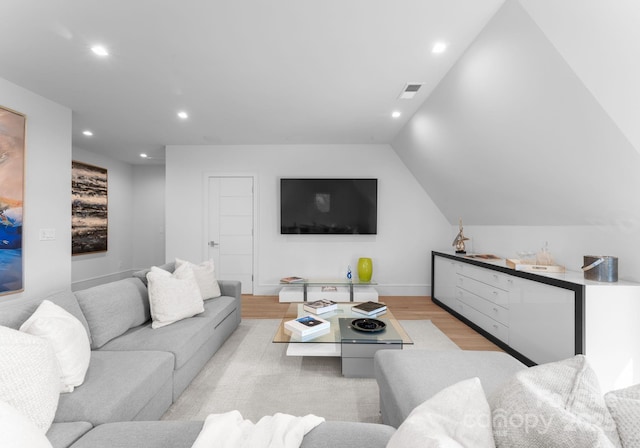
[208,241,219,247]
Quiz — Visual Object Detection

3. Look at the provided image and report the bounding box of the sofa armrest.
[217,280,241,300]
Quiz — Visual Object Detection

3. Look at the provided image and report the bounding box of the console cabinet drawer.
[456,301,509,343]
[457,262,511,291]
[456,287,509,326]
[456,274,509,309]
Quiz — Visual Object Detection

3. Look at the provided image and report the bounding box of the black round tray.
[351,318,386,333]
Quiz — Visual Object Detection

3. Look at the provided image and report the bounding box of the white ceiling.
[0,0,504,164]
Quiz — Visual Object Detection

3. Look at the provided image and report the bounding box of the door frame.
[202,172,259,295]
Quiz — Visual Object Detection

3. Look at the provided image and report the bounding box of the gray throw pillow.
[489,355,621,447]
[605,383,640,447]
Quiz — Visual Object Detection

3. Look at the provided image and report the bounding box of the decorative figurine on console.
[452,218,469,254]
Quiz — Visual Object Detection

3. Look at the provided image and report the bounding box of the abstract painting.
[72,161,108,254]
[0,106,25,295]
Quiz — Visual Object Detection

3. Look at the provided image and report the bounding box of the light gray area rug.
[162,319,459,424]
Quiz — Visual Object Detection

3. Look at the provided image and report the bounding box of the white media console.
[278,279,378,303]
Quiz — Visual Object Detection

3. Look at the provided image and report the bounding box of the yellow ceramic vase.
[357,257,373,282]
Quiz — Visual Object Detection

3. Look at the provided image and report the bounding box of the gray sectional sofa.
[0,269,242,448]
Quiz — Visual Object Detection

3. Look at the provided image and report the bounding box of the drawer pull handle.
[493,291,498,296]
[493,324,498,329]
[493,307,498,312]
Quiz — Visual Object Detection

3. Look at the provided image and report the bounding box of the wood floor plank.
[241,295,503,352]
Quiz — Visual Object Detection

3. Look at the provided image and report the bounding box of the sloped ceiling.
[392,0,640,226]
[519,0,640,159]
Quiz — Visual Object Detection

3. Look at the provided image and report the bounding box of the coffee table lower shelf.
[286,342,341,357]
[275,304,412,378]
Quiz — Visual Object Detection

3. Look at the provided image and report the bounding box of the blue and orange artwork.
[0,106,25,295]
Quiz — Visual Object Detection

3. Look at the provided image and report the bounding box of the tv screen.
[280,178,377,234]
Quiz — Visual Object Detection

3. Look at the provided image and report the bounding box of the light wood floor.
[241,295,503,352]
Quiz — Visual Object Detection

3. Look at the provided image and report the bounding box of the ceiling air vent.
[398,83,423,99]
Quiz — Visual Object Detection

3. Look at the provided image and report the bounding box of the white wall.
[71,147,135,289]
[165,144,451,295]
[461,225,640,283]
[0,77,72,302]
[132,164,166,270]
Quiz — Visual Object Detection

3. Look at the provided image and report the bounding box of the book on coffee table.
[284,315,330,337]
[303,299,338,315]
[351,301,387,316]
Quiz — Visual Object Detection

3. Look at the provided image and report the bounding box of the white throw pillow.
[147,264,204,329]
[489,355,621,448]
[0,326,60,432]
[605,383,640,447]
[175,258,222,300]
[20,300,91,393]
[0,400,54,448]
[386,377,495,448]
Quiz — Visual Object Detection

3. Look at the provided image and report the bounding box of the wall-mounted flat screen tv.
[280,178,377,235]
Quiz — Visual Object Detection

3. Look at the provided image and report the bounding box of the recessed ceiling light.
[392,111,401,119]
[82,130,93,137]
[91,45,109,57]
[140,153,148,158]
[432,42,447,54]
[177,111,189,119]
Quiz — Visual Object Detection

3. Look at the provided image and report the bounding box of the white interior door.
[208,176,254,294]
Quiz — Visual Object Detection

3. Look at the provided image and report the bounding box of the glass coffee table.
[273,303,413,377]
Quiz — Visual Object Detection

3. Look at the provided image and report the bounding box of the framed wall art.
[0,106,26,295]
[72,161,108,255]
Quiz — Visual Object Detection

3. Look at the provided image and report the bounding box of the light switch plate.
[39,228,56,241]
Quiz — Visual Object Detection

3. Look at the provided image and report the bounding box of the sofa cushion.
[175,258,221,299]
[0,400,53,448]
[67,421,203,448]
[19,300,91,393]
[301,421,396,448]
[75,278,150,349]
[489,355,621,447]
[132,261,176,286]
[46,422,93,448]
[146,264,204,329]
[55,350,174,425]
[0,290,91,340]
[374,350,526,428]
[99,296,237,369]
[387,377,494,448]
[605,383,640,447]
[0,326,61,432]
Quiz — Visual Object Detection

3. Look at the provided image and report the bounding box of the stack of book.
[284,315,330,337]
[303,299,337,315]
[351,301,387,316]
[280,276,305,283]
